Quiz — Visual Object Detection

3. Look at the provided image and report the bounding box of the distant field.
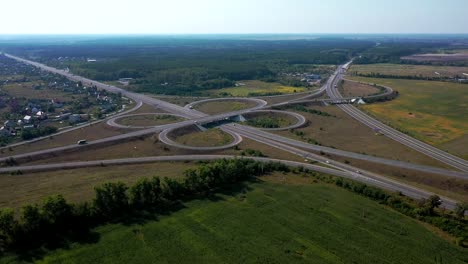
[210,80,306,97]
[349,77,468,150]
[194,100,256,115]
[30,180,467,264]
[1,82,77,102]
[401,53,468,63]
[350,63,468,78]
[174,128,232,147]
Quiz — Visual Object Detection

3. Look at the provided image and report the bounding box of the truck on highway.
[77,139,87,145]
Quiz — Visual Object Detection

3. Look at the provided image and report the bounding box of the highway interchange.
[2,53,468,210]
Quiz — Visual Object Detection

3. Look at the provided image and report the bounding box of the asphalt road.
[3,54,466,209]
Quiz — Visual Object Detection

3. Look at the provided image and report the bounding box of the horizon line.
[1,33,468,36]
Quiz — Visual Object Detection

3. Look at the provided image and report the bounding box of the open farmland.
[349,77,468,151]
[26,180,468,264]
[210,80,306,97]
[350,63,468,78]
[0,162,195,210]
[401,53,468,63]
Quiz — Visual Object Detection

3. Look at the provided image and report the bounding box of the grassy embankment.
[118,114,184,127]
[348,77,468,159]
[274,103,468,202]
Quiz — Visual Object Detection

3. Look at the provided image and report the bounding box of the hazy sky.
[1,0,467,34]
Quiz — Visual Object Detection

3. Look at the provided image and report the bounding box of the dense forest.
[1,37,374,95]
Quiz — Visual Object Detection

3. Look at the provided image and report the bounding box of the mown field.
[16,180,467,264]
[210,80,306,97]
[349,77,468,151]
[118,114,184,127]
[350,63,468,78]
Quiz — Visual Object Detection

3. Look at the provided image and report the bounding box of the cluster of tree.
[364,91,399,104]
[246,117,283,128]
[21,126,57,140]
[335,178,468,246]
[240,149,266,157]
[0,136,12,147]
[0,159,290,253]
[287,105,334,117]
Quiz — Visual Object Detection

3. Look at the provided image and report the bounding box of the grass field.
[0,162,195,210]
[194,100,257,115]
[276,105,449,167]
[350,63,468,78]
[349,77,468,149]
[174,128,233,147]
[21,180,467,264]
[1,82,78,102]
[340,80,381,97]
[210,80,306,97]
[118,114,184,127]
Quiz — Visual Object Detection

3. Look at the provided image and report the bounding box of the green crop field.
[349,77,468,150]
[350,63,468,78]
[18,181,466,264]
[210,80,306,97]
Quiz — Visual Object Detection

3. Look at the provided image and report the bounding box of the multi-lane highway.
[327,66,468,172]
[2,54,466,210]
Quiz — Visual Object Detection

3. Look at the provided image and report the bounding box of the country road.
[0,154,459,210]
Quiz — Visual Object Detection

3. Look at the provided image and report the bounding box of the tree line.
[0,159,289,254]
